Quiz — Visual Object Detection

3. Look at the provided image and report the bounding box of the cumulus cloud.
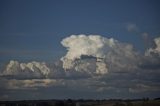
[61,35,109,60]
[61,35,111,74]
[61,34,139,74]
[1,35,160,99]
[145,37,160,56]
[1,35,160,79]
[138,36,160,72]
[3,60,50,77]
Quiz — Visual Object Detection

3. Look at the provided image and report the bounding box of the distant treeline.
[0,98,160,106]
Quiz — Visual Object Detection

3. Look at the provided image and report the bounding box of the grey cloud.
[0,35,160,100]
[0,78,63,90]
[2,35,159,80]
[129,83,160,93]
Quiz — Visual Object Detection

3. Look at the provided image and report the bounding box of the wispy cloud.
[126,23,139,32]
[129,83,160,93]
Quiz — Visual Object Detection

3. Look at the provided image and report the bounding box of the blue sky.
[0,0,160,100]
[0,0,160,62]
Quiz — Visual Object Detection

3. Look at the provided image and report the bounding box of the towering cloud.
[61,35,112,74]
[1,34,141,77]
[3,34,154,78]
[61,34,139,74]
[0,35,160,100]
[61,35,110,60]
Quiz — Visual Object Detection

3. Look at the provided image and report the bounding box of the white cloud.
[145,37,160,56]
[61,34,139,74]
[4,60,50,77]
[1,35,160,99]
[1,34,150,78]
[61,35,109,60]
[2,35,159,79]
[96,61,108,75]
[61,34,112,74]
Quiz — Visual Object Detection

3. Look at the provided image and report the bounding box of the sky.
[0,0,160,100]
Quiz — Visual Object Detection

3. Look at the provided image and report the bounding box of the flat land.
[0,99,160,106]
